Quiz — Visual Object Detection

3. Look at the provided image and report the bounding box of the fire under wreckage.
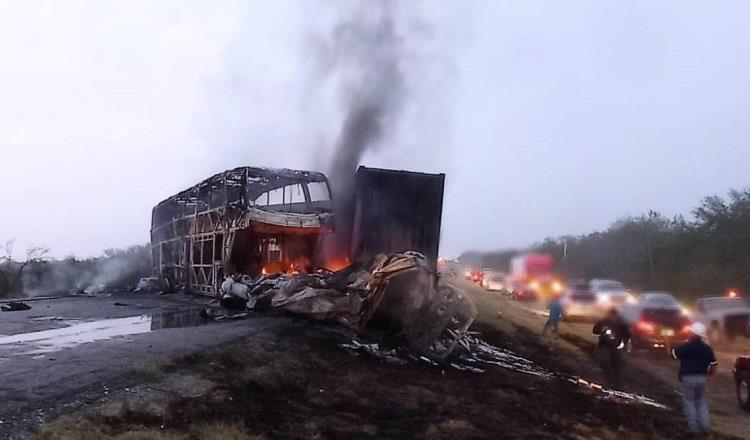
[151,166,475,359]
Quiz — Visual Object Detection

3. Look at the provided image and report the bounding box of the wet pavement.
[0,293,208,335]
[0,292,292,438]
[0,308,210,356]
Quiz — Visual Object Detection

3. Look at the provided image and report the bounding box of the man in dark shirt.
[672,322,717,434]
[592,308,630,387]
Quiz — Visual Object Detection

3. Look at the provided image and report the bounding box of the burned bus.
[150,167,334,295]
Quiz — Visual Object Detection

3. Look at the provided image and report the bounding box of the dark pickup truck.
[734,355,750,411]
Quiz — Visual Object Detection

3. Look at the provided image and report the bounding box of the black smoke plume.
[322,1,408,257]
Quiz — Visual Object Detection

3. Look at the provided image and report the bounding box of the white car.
[562,283,601,321]
[483,273,506,292]
[692,296,750,343]
[590,279,632,309]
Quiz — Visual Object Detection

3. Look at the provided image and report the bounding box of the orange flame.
[286,263,300,275]
[325,258,351,272]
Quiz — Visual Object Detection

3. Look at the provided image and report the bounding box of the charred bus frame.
[150,167,334,295]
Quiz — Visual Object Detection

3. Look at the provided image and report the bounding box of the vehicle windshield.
[642,308,683,326]
[571,291,596,301]
[599,282,625,291]
[642,294,678,306]
[702,298,746,311]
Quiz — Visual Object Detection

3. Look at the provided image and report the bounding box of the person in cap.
[671,322,717,434]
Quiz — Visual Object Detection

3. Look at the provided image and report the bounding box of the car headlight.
[626,294,636,304]
[552,281,563,293]
[681,306,692,317]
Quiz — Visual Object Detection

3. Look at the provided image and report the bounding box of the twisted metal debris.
[221,251,476,361]
[342,330,669,410]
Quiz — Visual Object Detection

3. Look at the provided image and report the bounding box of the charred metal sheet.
[351,167,445,271]
[1,301,31,312]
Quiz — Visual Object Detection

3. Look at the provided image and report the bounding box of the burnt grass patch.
[45,316,727,440]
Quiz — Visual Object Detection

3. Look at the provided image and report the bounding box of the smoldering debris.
[1,301,31,312]
[22,245,152,297]
[340,339,406,365]
[220,251,476,361]
[134,277,168,294]
[83,284,106,295]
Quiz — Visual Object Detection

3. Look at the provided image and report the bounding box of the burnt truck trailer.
[351,166,445,271]
[150,167,334,295]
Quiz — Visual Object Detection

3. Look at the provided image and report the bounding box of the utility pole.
[646,233,654,282]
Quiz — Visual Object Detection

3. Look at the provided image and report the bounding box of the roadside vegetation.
[0,243,151,298]
[468,188,750,299]
[0,240,50,298]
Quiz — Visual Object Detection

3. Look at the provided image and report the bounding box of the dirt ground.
[490,287,750,439]
[469,281,750,439]
[18,281,746,440]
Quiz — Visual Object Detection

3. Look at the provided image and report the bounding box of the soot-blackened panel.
[351,166,445,270]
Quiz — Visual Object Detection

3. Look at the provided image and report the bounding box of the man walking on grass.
[542,294,564,337]
[672,322,717,435]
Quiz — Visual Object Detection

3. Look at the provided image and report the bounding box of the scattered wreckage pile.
[220,251,477,361]
[217,253,668,409]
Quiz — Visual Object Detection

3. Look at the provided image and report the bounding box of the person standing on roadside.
[542,294,564,337]
[672,322,717,435]
[592,308,630,388]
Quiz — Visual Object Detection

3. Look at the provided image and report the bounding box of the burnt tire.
[737,374,750,411]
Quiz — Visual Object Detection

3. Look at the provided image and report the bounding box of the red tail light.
[679,318,692,334]
[635,320,656,334]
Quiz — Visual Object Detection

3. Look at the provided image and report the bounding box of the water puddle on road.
[0,309,209,356]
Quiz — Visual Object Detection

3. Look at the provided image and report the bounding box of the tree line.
[0,242,151,298]
[464,188,750,300]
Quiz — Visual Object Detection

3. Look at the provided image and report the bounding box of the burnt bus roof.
[151,166,331,228]
[157,167,329,206]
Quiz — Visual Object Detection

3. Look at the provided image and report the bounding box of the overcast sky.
[2,1,749,259]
